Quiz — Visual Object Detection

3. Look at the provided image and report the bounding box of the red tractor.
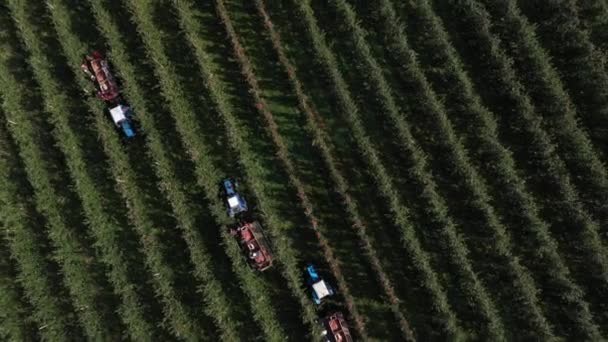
[321,312,353,342]
[81,51,135,138]
[230,221,273,271]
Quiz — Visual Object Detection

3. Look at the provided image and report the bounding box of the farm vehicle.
[321,312,353,342]
[222,178,248,217]
[306,264,335,305]
[230,221,274,271]
[306,265,354,340]
[81,51,135,138]
[223,179,273,271]
[221,180,353,339]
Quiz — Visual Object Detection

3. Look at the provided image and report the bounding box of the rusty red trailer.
[81,51,120,102]
[231,221,274,271]
[322,312,353,342]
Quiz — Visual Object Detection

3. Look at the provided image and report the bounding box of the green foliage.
[1,0,607,339]
[431,0,607,338]
[5,0,168,339]
[289,0,470,339]
[577,0,608,55]
[254,0,417,339]
[0,182,38,342]
[66,0,249,340]
[481,0,608,251]
[173,0,334,338]
[516,0,608,166]
[120,0,291,340]
[1,1,120,338]
[331,0,554,338]
[348,0,556,338]
[0,119,76,341]
[43,0,218,339]
[390,0,598,338]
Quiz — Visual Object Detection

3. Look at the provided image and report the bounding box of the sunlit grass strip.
[70,0,247,340]
[0,95,77,342]
[254,0,416,339]
[1,3,117,338]
[390,0,598,336]
[481,0,608,244]
[123,0,288,340]
[203,0,368,338]
[288,0,465,338]
[42,0,209,339]
[341,0,552,337]
[0,218,36,341]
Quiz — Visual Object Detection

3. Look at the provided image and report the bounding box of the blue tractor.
[306,264,335,305]
[222,178,248,217]
[109,105,136,139]
[82,51,136,139]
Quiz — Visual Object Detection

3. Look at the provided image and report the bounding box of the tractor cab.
[321,312,353,342]
[222,179,248,217]
[109,105,135,139]
[230,221,273,271]
[306,264,335,304]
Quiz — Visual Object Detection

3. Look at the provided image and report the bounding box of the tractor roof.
[109,105,129,124]
[313,280,331,299]
[227,195,240,208]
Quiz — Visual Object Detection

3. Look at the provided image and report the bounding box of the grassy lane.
[0,220,36,341]
[0,108,79,340]
[327,0,554,338]
[225,0,416,338]
[254,1,416,339]
[279,0,469,339]
[516,0,608,164]
[383,0,598,337]
[6,0,171,339]
[121,0,295,339]
[481,0,608,249]
[165,0,333,337]
[2,1,122,338]
[428,0,607,338]
[59,0,260,340]
[210,0,370,339]
[308,0,525,338]
[262,1,453,338]
[171,0,320,335]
